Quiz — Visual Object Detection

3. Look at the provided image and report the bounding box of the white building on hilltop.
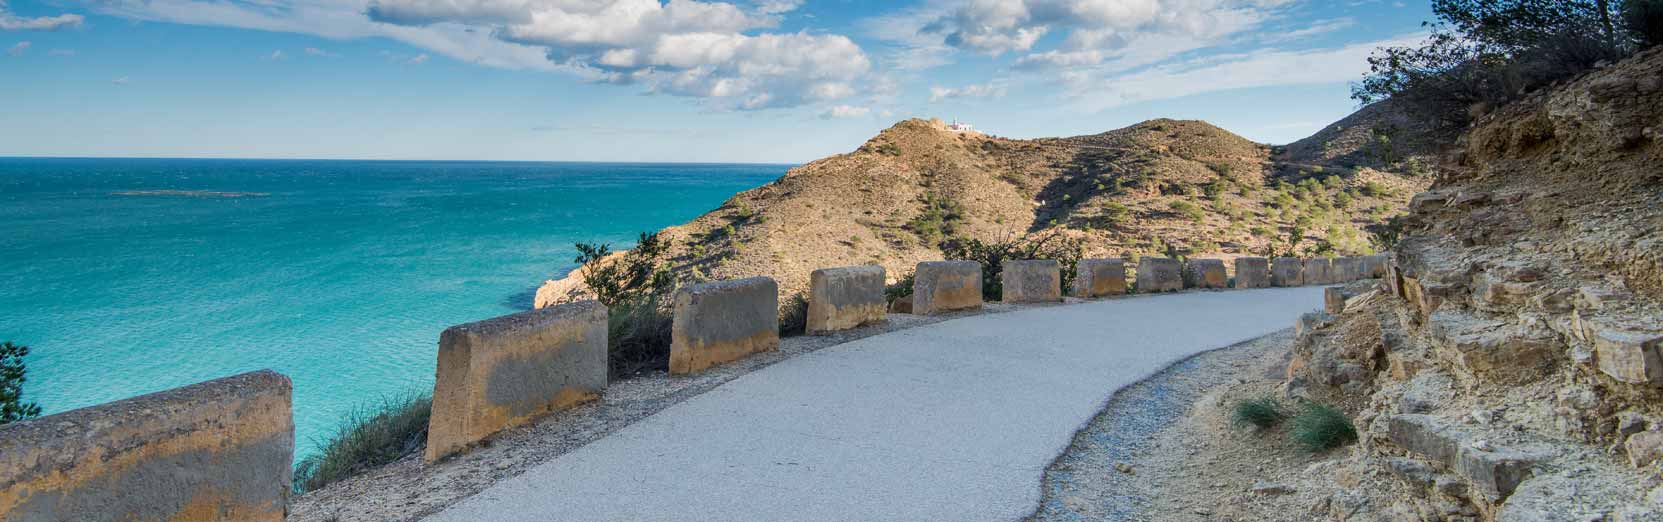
[947,119,974,132]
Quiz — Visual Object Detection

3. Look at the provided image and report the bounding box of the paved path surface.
[429,287,1324,522]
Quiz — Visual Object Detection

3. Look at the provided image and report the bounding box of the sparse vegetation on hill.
[545,114,1429,313]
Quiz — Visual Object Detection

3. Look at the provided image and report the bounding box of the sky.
[0,0,1433,163]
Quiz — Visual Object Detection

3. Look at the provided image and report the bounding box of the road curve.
[428,286,1324,522]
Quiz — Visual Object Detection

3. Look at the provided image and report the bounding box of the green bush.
[779,293,808,336]
[1231,396,1289,430]
[943,233,1084,301]
[1292,403,1358,452]
[906,194,965,248]
[1627,0,1663,45]
[293,393,432,493]
[573,232,678,376]
[885,271,915,305]
[1,341,42,425]
[1169,200,1205,222]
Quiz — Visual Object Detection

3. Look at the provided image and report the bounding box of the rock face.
[913,261,982,315]
[670,277,781,375]
[1002,259,1062,303]
[428,301,607,462]
[806,265,887,335]
[1186,259,1228,289]
[1072,258,1127,297]
[0,370,294,522]
[1137,257,1183,293]
[1234,257,1271,289]
[1280,48,1663,522]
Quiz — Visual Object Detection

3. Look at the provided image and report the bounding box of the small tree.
[1,341,42,425]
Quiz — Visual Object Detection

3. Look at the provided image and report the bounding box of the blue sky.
[1,0,1432,163]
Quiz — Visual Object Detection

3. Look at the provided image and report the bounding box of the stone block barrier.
[913,261,983,315]
[1332,256,1362,282]
[1234,257,1271,289]
[806,265,887,335]
[1072,258,1127,297]
[428,301,608,462]
[1186,259,1228,289]
[0,370,294,522]
[1362,254,1390,279]
[670,277,780,375]
[1136,257,1183,293]
[1001,260,1061,303]
[1305,258,1334,285]
[1272,257,1305,287]
[1325,287,1348,314]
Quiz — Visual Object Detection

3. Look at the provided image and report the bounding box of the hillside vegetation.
[542,113,1432,305]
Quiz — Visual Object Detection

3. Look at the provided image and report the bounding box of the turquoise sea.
[0,158,784,457]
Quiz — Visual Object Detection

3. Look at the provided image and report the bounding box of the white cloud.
[755,0,801,15]
[407,52,429,64]
[6,39,27,56]
[929,82,1006,102]
[267,49,286,60]
[112,76,130,84]
[818,104,870,119]
[304,46,339,57]
[1064,33,1423,112]
[89,0,871,111]
[919,0,1294,69]
[0,0,83,31]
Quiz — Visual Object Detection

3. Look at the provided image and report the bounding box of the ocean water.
[0,158,783,457]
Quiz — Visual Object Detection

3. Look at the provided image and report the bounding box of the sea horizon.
[0,157,786,459]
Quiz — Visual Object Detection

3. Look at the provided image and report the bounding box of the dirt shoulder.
[1029,328,1406,522]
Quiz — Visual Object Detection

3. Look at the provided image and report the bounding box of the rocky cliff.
[541,113,1432,306]
[1287,47,1663,520]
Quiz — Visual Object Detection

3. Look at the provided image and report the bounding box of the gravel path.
[427,288,1322,522]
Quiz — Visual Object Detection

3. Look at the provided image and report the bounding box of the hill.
[539,111,1435,306]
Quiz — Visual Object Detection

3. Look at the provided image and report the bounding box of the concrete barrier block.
[1332,257,1363,282]
[1361,254,1390,279]
[1325,287,1348,314]
[1001,260,1061,303]
[913,261,982,315]
[428,301,608,461]
[1072,258,1127,297]
[1305,258,1334,285]
[1186,259,1228,289]
[670,277,780,375]
[0,370,293,522]
[1272,257,1305,287]
[1234,257,1271,289]
[1136,257,1183,293]
[806,265,887,335]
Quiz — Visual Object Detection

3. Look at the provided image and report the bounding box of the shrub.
[1292,402,1358,452]
[779,293,808,336]
[943,232,1085,301]
[293,393,432,493]
[1,341,42,425]
[1627,0,1663,45]
[572,232,678,376]
[1354,0,1641,135]
[1169,200,1205,222]
[885,271,915,305]
[1368,214,1408,251]
[1231,396,1289,430]
[1100,202,1131,226]
[906,194,965,248]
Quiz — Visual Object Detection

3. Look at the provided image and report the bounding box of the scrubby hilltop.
[540,112,1433,306]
